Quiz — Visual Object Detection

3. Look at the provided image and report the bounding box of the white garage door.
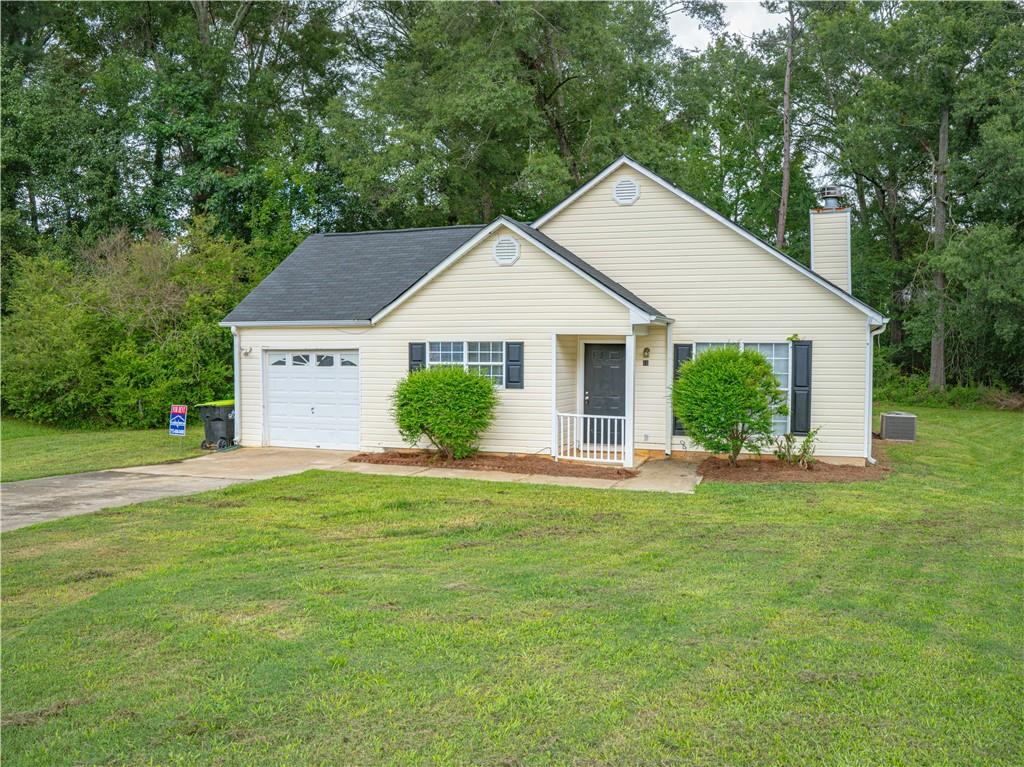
[264,351,360,450]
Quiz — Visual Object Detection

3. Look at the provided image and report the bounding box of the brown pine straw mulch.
[350,451,637,480]
[698,439,891,484]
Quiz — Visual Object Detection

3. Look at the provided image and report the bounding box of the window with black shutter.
[408,342,426,371]
[672,343,693,435]
[790,340,812,435]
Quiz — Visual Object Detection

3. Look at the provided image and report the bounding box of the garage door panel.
[264,350,360,450]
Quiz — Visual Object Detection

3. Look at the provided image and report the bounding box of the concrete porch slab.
[610,458,702,493]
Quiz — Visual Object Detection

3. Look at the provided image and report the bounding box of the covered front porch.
[549,325,671,468]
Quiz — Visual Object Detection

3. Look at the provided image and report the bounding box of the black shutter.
[408,342,426,372]
[791,340,812,435]
[672,344,693,436]
[505,342,524,389]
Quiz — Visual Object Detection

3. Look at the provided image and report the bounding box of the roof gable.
[370,217,667,325]
[533,156,886,325]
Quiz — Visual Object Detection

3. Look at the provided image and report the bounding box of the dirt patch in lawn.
[350,451,637,480]
[699,441,891,484]
[2,699,86,727]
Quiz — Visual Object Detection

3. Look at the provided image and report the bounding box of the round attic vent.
[612,177,640,206]
[492,235,520,266]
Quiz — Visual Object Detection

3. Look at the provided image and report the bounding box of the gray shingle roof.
[222,225,485,324]
[222,218,669,325]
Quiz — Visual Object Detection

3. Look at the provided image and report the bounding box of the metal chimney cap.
[819,185,843,209]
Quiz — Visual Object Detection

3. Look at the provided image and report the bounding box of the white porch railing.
[555,412,627,464]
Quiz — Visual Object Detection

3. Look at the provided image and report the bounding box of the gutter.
[218,320,372,328]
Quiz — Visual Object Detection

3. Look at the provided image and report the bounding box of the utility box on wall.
[881,411,917,441]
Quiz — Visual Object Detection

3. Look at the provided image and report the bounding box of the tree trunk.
[191,0,211,46]
[774,1,795,249]
[26,181,39,234]
[929,104,949,391]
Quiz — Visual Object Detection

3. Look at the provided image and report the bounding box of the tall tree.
[773,0,796,249]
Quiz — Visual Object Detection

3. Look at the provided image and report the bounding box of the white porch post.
[664,322,673,456]
[624,332,635,467]
[550,333,558,459]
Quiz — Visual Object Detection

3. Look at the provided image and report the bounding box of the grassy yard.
[1,419,203,482]
[2,406,1021,766]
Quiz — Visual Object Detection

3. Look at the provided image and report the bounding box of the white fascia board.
[534,156,887,325]
[218,320,372,328]
[371,217,662,326]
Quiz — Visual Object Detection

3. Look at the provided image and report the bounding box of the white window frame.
[694,341,792,435]
[426,341,506,389]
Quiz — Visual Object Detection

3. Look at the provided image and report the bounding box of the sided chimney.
[810,186,851,292]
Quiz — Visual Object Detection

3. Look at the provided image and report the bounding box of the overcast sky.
[668,1,783,51]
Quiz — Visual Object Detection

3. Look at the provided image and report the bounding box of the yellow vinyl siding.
[810,209,852,292]
[541,169,869,458]
[555,336,578,414]
[237,228,632,454]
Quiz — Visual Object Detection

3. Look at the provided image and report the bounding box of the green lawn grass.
[2,406,1021,765]
[1,419,204,482]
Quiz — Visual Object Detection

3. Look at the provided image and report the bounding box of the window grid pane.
[468,342,503,385]
[428,341,464,365]
[746,342,790,436]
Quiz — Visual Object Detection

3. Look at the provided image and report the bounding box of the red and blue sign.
[169,404,188,436]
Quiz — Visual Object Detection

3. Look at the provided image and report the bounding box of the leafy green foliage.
[393,366,498,459]
[1,0,1021,423]
[773,427,820,469]
[672,348,787,465]
[1,222,260,427]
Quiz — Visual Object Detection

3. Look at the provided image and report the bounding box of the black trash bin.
[197,400,235,449]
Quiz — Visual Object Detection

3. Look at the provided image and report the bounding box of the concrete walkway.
[1,448,700,532]
[345,455,702,494]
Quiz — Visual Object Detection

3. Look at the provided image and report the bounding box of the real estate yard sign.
[169,404,188,436]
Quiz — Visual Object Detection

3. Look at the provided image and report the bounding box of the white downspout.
[864,321,886,464]
[231,325,241,446]
[664,322,674,456]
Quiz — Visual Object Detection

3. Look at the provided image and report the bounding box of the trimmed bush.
[672,347,787,465]
[393,366,498,459]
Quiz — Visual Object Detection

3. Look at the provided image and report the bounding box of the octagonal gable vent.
[612,177,640,206]
[492,235,520,266]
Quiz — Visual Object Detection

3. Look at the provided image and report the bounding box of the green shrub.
[393,366,498,459]
[1,222,259,428]
[774,427,820,469]
[672,347,787,465]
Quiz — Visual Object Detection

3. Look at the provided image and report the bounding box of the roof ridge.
[321,224,484,237]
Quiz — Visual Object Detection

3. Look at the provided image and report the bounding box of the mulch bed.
[698,441,891,484]
[350,451,637,480]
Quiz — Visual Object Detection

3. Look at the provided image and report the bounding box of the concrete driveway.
[2,447,700,533]
[1,448,354,532]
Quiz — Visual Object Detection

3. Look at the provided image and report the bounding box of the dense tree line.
[2,1,1021,426]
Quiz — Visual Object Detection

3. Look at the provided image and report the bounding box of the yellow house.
[221,157,887,466]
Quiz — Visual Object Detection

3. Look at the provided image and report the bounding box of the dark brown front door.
[584,343,626,444]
